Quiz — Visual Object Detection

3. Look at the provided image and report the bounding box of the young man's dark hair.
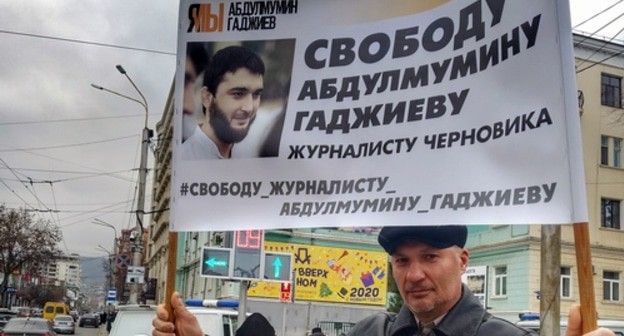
[187,43,209,75]
[203,45,265,96]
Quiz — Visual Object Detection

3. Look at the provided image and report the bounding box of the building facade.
[465,32,624,322]
[146,80,175,304]
[41,253,81,289]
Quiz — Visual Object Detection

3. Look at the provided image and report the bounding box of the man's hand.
[152,292,203,336]
[564,304,615,336]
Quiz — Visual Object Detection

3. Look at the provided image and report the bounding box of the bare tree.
[21,283,66,307]
[0,205,63,307]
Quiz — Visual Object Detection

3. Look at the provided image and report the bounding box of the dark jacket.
[236,312,275,336]
[347,285,535,336]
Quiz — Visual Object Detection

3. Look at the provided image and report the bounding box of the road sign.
[280,282,292,303]
[263,252,292,282]
[232,230,264,280]
[115,254,131,269]
[126,266,145,284]
[106,288,117,304]
[201,247,232,278]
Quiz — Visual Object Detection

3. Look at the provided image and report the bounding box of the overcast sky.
[0,0,622,258]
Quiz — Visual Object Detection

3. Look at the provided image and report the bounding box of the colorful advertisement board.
[248,242,388,306]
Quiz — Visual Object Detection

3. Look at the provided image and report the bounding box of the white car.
[53,314,76,334]
[108,304,239,336]
[516,317,624,335]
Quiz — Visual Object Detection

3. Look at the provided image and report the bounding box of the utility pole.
[540,225,561,336]
[130,124,150,304]
[117,64,150,305]
[91,64,150,304]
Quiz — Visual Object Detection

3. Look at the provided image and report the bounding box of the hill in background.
[80,256,107,289]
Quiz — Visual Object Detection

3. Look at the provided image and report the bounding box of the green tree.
[0,205,63,307]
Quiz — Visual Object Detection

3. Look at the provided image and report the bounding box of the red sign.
[235,229,262,249]
[116,254,131,269]
[280,282,292,303]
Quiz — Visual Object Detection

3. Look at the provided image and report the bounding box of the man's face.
[203,67,263,144]
[390,241,468,321]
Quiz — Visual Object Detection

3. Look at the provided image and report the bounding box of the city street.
[1,1,623,336]
[61,325,105,336]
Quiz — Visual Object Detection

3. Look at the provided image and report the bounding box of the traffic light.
[232,230,264,280]
[201,247,232,278]
[263,252,292,282]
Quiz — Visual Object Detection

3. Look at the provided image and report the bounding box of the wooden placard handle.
[164,232,178,323]
[573,222,598,333]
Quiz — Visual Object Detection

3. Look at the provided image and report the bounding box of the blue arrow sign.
[205,257,227,268]
[272,257,282,278]
[264,252,292,281]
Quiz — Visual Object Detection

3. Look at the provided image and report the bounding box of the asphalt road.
[58,324,104,336]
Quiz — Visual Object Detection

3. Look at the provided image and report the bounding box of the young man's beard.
[209,101,255,144]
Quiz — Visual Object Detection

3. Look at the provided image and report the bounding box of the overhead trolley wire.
[573,0,624,29]
[0,29,175,56]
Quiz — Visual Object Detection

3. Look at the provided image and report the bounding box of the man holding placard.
[152,226,615,336]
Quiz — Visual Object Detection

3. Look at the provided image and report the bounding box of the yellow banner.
[248,242,388,306]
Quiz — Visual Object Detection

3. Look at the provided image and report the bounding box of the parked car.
[516,316,624,335]
[0,309,17,332]
[93,311,102,325]
[187,306,239,336]
[52,314,75,334]
[106,305,153,336]
[107,304,238,336]
[0,317,58,335]
[78,313,99,328]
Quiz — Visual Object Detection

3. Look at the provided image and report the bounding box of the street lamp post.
[96,245,115,290]
[92,218,119,254]
[92,64,150,304]
[92,219,119,299]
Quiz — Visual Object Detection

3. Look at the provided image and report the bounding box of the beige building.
[467,32,624,322]
[573,31,624,318]
[146,81,174,304]
[42,253,82,289]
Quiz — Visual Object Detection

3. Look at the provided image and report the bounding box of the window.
[602,136,609,165]
[601,135,623,167]
[561,267,572,298]
[494,266,507,297]
[616,138,623,167]
[601,198,621,229]
[603,271,620,302]
[602,73,622,108]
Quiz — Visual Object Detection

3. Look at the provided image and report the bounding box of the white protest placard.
[171,0,586,231]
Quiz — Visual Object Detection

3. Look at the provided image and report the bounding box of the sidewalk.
[97,324,108,336]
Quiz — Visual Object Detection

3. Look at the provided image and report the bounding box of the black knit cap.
[236,312,275,336]
[378,225,468,254]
